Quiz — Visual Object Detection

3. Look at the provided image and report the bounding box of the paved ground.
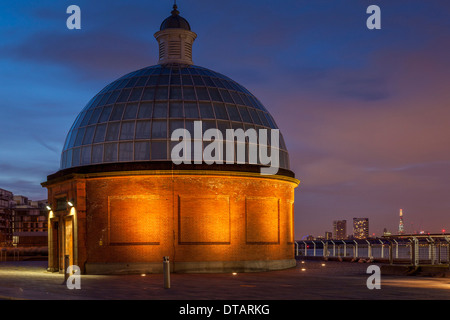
[0,259,449,300]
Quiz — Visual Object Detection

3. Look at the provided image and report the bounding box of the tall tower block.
[398,209,405,235]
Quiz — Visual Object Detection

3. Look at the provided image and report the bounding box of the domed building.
[42,5,299,274]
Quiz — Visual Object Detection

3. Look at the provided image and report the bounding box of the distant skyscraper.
[325,232,332,240]
[0,188,14,245]
[398,209,405,235]
[353,218,369,239]
[333,220,347,240]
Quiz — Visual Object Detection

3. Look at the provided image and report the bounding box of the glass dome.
[61,64,290,170]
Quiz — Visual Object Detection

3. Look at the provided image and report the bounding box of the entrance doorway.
[64,218,73,268]
[50,221,59,271]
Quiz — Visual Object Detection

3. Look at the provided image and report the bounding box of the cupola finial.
[172,1,179,16]
[154,1,197,65]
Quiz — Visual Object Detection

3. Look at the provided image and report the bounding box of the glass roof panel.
[61,64,288,170]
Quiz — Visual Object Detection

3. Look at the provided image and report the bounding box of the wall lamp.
[46,205,52,211]
[67,201,74,207]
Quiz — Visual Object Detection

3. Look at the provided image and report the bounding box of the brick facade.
[44,170,299,274]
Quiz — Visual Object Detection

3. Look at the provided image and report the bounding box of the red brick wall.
[46,172,298,272]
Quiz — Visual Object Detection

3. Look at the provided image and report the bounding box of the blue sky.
[1,0,450,238]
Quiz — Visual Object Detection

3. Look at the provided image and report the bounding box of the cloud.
[0,178,47,200]
[268,33,450,236]
[33,135,60,154]
[0,163,52,200]
[3,31,155,81]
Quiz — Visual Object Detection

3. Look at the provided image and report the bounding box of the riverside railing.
[295,234,450,267]
[0,246,48,262]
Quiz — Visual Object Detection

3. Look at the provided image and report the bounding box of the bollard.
[64,255,70,284]
[163,256,170,289]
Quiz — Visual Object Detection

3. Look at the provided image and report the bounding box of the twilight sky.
[1,0,449,238]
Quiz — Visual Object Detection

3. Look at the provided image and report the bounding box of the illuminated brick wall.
[45,171,298,273]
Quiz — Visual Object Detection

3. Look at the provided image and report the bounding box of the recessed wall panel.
[178,195,230,244]
[246,197,279,244]
[108,195,168,245]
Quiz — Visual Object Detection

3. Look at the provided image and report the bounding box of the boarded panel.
[108,195,168,245]
[178,195,230,244]
[246,197,279,244]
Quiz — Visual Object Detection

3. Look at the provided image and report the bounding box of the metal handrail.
[295,235,450,266]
